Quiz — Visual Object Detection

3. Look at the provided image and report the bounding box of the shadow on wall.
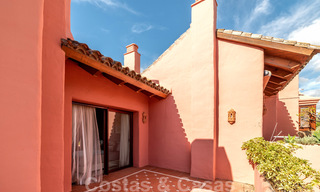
[276,100,297,137]
[148,95,191,173]
[191,139,213,180]
[263,95,277,140]
[215,147,233,181]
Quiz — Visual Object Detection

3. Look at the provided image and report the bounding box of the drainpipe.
[213,0,218,182]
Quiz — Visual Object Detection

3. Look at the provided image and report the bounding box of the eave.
[61,38,170,99]
[217,29,320,96]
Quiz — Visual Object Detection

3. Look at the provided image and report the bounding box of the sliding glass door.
[108,110,132,171]
[72,104,103,185]
[72,103,132,185]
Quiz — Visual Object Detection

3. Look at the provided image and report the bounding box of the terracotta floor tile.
[71,166,254,192]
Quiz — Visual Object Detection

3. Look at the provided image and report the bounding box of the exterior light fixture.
[142,112,147,124]
[228,109,236,125]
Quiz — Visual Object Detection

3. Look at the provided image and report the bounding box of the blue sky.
[71,0,320,110]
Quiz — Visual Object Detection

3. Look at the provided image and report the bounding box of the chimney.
[189,0,218,180]
[124,43,141,73]
[191,0,217,29]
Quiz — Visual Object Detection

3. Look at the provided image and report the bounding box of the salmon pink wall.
[263,76,299,140]
[276,76,299,136]
[0,0,44,191]
[263,95,277,140]
[65,0,73,39]
[41,0,71,191]
[254,166,273,192]
[190,140,213,180]
[64,60,149,191]
[217,39,264,184]
[295,145,320,171]
[1,0,72,191]
[143,0,217,175]
[295,145,320,192]
[148,96,191,172]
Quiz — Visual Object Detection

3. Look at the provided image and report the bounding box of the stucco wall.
[217,39,264,184]
[41,0,71,191]
[263,76,299,141]
[0,0,44,191]
[0,0,72,191]
[191,140,213,180]
[295,146,320,192]
[143,0,216,175]
[277,76,299,136]
[65,60,150,191]
[263,95,278,140]
[254,166,274,192]
[295,145,320,171]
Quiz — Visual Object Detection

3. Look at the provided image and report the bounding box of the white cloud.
[131,23,153,34]
[290,18,320,100]
[258,1,320,38]
[72,0,139,15]
[288,19,320,45]
[302,55,320,73]
[303,89,320,98]
[299,77,309,84]
[243,0,271,30]
[253,0,270,15]
[300,76,320,94]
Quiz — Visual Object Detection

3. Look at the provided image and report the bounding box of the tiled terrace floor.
[72,166,254,192]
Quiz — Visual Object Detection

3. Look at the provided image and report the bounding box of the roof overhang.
[299,94,320,106]
[217,29,320,96]
[299,99,320,106]
[61,38,170,99]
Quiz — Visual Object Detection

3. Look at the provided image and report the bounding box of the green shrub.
[295,137,319,145]
[284,134,295,144]
[242,137,320,191]
[284,132,320,145]
[313,129,320,141]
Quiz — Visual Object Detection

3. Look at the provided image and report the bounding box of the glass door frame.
[107,108,133,173]
[72,101,134,175]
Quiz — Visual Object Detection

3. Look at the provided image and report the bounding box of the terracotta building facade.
[0,0,319,191]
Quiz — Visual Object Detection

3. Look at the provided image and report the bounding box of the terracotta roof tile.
[283,40,297,45]
[261,36,273,41]
[241,32,252,37]
[61,38,170,95]
[231,31,242,36]
[295,42,311,48]
[223,29,233,34]
[271,37,284,43]
[217,29,320,51]
[251,34,262,39]
[217,29,225,33]
[309,44,320,49]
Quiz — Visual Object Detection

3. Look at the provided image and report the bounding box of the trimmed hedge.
[242,137,320,191]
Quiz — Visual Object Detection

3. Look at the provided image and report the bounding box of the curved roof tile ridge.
[61,38,170,95]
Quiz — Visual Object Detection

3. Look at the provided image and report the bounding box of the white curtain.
[72,104,103,185]
[119,114,130,167]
